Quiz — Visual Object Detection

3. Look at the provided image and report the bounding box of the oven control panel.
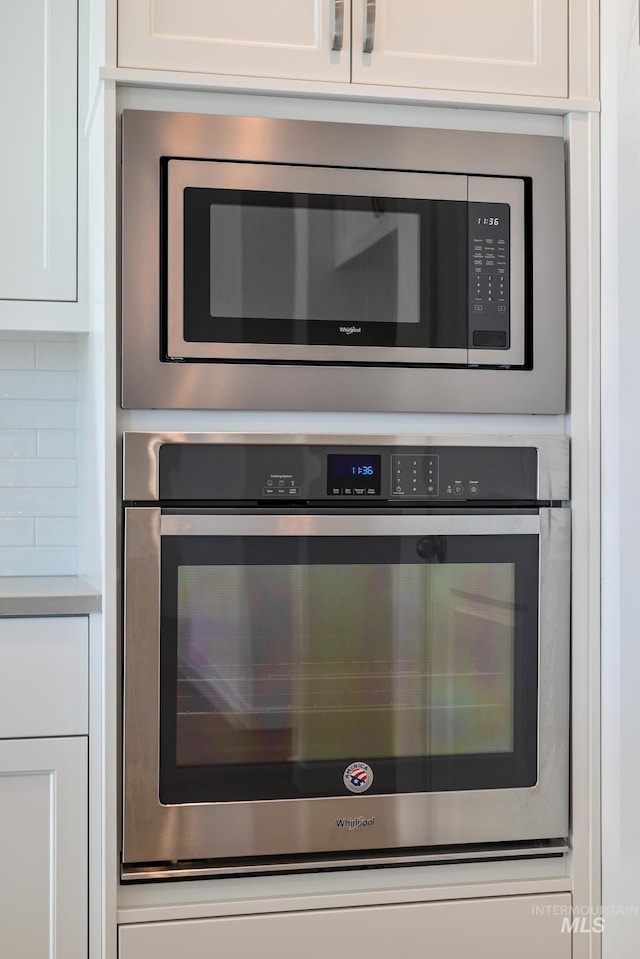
[157,444,540,503]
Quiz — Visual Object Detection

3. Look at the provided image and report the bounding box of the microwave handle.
[363,0,376,53]
[331,0,345,51]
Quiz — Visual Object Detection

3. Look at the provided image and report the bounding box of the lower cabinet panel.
[0,737,88,959]
[119,892,572,959]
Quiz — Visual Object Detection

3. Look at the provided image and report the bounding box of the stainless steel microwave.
[121,111,566,413]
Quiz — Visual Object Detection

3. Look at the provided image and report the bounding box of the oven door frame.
[122,506,569,873]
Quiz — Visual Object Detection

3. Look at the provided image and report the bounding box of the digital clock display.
[477,216,500,226]
[327,454,381,494]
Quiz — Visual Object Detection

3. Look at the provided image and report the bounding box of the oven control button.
[344,487,352,495]
[262,487,276,495]
[454,484,464,495]
[366,488,377,495]
[331,487,342,496]
[469,484,479,495]
[354,487,366,495]
[288,487,300,495]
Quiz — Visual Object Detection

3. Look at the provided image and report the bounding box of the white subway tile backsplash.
[36,341,78,371]
[0,335,79,575]
[37,429,77,459]
[0,488,77,518]
[0,400,77,429]
[0,459,76,488]
[0,518,35,546]
[0,341,35,370]
[35,517,77,546]
[0,370,76,400]
[0,547,77,576]
[0,430,36,458]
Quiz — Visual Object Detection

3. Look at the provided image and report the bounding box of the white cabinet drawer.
[119,893,572,959]
[0,617,87,737]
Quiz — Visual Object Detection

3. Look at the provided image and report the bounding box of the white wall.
[601,0,640,952]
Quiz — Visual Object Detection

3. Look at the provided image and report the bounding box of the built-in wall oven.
[121,111,566,414]
[122,433,570,881]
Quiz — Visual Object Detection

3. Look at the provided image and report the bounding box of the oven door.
[122,508,569,871]
[166,160,525,367]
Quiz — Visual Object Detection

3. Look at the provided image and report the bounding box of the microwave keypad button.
[473,331,508,348]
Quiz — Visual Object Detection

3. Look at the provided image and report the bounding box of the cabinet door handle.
[363,0,376,53]
[331,0,345,51]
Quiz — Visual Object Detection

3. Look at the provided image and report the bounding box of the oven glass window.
[160,534,538,803]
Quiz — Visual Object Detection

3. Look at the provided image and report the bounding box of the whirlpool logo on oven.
[343,761,374,794]
[336,816,376,831]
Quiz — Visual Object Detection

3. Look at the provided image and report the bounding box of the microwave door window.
[182,188,468,350]
[209,201,420,326]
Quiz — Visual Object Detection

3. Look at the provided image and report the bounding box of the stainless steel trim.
[122,497,570,867]
[363,0,376,53]
[332,0,345,51]
[468,176,525,367]
[166,160,467,365]
[160,513,540,537]
[122,432,570,503]
[121,111,567,413]
[122,842,569,882]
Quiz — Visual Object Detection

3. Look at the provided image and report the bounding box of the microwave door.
[166,160,470,366]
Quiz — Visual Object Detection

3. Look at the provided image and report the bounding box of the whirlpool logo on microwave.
[338,326,362,335]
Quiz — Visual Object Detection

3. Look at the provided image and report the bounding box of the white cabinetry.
[351,0,568,97]
[119,893,572,959]
[118,0,350,83]
[117,0,578,100]
[0,1,77,304]
[0,617,88,959]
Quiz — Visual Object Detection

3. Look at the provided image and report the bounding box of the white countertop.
[0,576,101,616]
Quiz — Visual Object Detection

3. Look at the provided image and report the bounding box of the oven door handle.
[160,513,541,537]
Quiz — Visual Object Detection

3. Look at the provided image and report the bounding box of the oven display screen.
[327,454,381,493]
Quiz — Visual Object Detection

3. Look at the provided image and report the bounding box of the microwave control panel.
[468,201,510,350]
[157,444,540,503]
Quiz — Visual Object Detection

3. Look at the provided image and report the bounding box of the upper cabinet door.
[0,1,77,301]
[351,0,569,98]
[118,0,351,83]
